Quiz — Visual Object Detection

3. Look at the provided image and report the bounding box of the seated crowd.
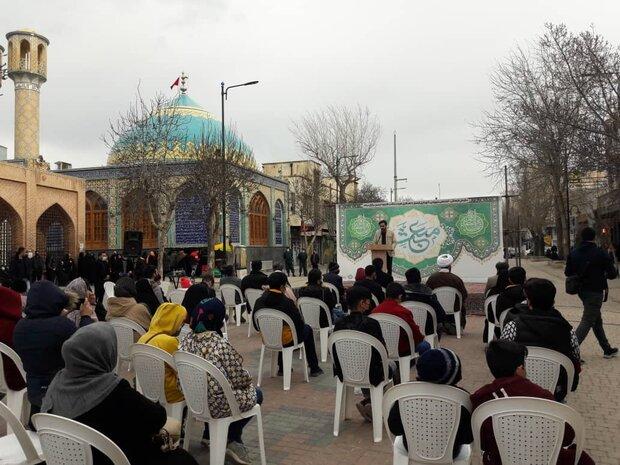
[0,244,606,465]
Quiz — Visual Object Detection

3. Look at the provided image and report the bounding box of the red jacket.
[0,287,26,391]
[470,376,593,465]
[371,299,424,355]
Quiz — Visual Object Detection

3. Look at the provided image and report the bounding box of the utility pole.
[393,131,407,202]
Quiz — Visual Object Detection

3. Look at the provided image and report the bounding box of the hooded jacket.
[137,303,186,403]
[13,281,94,406]
[0,286,26,391]
[105,297,152,332]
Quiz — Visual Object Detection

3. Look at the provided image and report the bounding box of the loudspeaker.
[123,231,143,257]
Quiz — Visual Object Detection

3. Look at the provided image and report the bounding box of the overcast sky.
[2,0,620,200]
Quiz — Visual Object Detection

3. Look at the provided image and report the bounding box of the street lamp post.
[220,80,259,263]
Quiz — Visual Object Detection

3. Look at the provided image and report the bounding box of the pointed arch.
[85,191,108,250]
[19,39,31,70]
[121,191,158,249]
[0,197,24,268]
[249,192,270,246]
[274,199,284,246]
[36,203,75,260]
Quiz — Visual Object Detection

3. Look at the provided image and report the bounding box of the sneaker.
[277,368,293,376]
[356,400,373,422]
[240,316,247,324]
[310,367,324,377]
[226,441,252,465]
[200,438,210,449]
[604,347,618,359]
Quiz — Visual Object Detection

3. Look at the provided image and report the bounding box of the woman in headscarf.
[137,303,186,404]
[13,280,95,414]
[136,276,162,315]
[106,277,152,332]
[354,267,366,283]
[0,286,26,391]
[179,298,262,465]
[64,277,99,327]
[387,348,473,459]
[41,323,198,465]
[181,283,215,322]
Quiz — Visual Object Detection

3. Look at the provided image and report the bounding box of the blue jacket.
[13,281,93,407]
[565,242,617,293]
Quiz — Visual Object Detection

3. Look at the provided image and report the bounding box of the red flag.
[170,77,180,89]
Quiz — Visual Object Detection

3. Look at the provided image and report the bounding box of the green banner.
[338,197,501,277]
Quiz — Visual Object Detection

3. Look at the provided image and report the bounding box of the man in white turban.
[426,254,468,335]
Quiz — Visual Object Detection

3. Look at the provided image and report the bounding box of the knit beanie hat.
[416,348,462,386]
[328,262,340,273]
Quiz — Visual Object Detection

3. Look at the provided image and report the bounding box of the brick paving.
[190,259,620,464]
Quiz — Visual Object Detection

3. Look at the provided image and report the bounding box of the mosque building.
[0,29,289,269]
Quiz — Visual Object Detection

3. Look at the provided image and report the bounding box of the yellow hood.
[138,303,187,352]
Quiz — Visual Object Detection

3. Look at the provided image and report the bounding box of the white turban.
[436,254,454,268]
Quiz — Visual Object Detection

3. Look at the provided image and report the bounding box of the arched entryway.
[0,197,24,268]
[249,192,270,246]
[36,203,75,261]
[85,191,108,251]
[121,192,158,249]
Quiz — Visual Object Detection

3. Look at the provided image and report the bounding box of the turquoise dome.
[108,93,253,166]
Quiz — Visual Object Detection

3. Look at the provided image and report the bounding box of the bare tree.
[355,181,387,203]
[475,36,594,257]
[290,168,330,252]
[187,126,257,266]
[104,91,188,275]
[291,105,381,203]
[543,23,620,187]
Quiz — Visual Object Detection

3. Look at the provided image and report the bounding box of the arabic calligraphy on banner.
[338,197,501,278]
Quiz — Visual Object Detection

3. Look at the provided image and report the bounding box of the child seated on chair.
[387,348,472,459]
[470,340,594,465]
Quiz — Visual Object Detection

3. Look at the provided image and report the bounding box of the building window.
[85,191,108,250]
[249,192,269,246]
[274,200,284,246]
[122,193,158,249]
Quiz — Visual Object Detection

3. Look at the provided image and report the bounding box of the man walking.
[565,227,618,358]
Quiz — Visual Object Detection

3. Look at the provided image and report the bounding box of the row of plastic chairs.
[381,382,585,465]
[327,329,578,444]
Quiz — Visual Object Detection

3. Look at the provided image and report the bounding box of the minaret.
[6,29,49,161]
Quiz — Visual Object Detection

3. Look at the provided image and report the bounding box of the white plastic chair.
[371,294,380,307]
[329,330,393,443]
[471,397,584,465]
[0,342,30,429]
[497,307,512,331]
[220,284,247,327]
[108,318,146,379]
[298,297,333,363]
[130,344,185,421]
[254,308,309,391]
[525,346,576,399]
[160,280,173,297]
[484,295,499,342]
[383,382,472,465]
[102,281,115,311]
[244,288,264,337]
[0,401,43,465]
[167,288,187,304]
[432,287,463,339]
[33,413,131,465]
[401,301,439,348]
[174,351,267,465]
[370,313,417,382]
[323,282,341,305]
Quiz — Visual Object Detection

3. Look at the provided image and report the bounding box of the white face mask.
[27,252,33,259]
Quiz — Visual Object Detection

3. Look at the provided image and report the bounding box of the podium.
[366,244,394,272]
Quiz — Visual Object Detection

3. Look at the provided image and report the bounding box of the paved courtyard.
[190,259,620,465]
